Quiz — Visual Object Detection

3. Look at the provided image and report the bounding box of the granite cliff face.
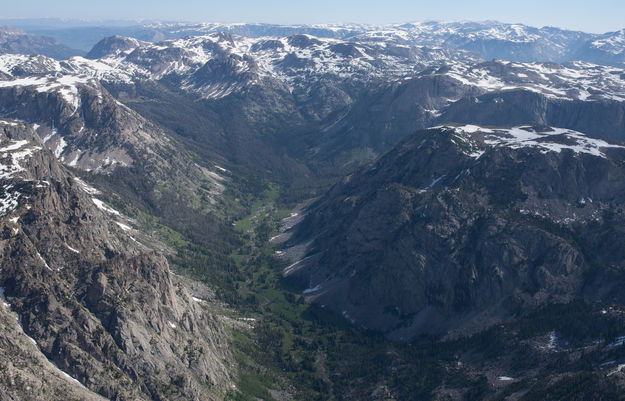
[287,125,625,339]
[0,121,234,400]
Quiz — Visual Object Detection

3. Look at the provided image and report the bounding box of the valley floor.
[166,185,625,401]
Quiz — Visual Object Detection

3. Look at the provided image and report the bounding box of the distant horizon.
[1,0,623,34]
[0,17,623,36]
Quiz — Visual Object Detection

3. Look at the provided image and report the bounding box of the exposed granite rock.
[0,121,234,400]
[0,302,108,401]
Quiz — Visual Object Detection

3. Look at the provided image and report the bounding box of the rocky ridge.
[0,120,235,399]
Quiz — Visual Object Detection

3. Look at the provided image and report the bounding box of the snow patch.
[53,136,67,158]
[607,364,625,377]
[115,221,132,231]
[283,255,315,275]
[50,361,87,388]
[0,139,41,192]
[91,198,120,215]
[303,284,323,294]
[548,330,557,349]
[37,251,52,271]
[65,244,80,254]
[456,124,493,134]
[0,186,22,217]
[444,125,625,159]
[608,336,625,348]
[419,175,445,193]
[192,296,206,303]
[74,177,100,195]
[0,140,28,152]
[0,287,10,307]
[442,60,625,102]
[342,310,356,324]
[0,75,92,110]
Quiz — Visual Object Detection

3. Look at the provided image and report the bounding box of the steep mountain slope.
[75,32,475,104]
[0,300,109,401]
[0,59,235,252]
[0,120,234,399]
[0,58,203,174]
[309,59,625,173]
[1,20,625,400]
[286,125,625,339]
[52,33,477,182]
[0,26,83,59]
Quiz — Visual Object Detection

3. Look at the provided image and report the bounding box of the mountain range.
[0,18,625,400]
[3,20,624,67]
[2,27,623,181]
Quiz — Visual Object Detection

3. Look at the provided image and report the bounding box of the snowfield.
[439,124,625,159]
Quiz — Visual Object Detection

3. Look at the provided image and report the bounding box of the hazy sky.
[2,0,624,33]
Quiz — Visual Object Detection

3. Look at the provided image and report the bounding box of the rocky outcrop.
[0,121,234,400]
[287,125,625,339]
[0,302,108,401]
